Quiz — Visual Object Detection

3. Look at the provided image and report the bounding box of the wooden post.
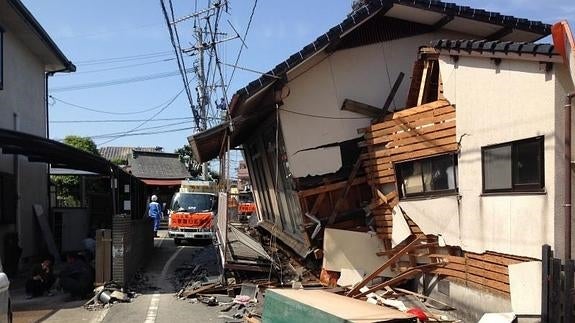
[95,229,112,285]
[550,258,562,322]
[542,244,551,323]
[564,259,574,323]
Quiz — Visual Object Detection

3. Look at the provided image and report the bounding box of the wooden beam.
[341,99,382,118]
[353,263,440,298]
[327,157,363,225]
[346,235,422,296]
[380,72,405,115]
[298,177,366,198]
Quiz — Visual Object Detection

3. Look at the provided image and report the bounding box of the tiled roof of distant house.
[99,146,163,162]
[128,150,189,179]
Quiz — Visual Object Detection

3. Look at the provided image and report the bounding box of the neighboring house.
[0,0,75,259]
[190,0,550,257]
[127,150,190,207]
[236,160,250,191]
[99,146,164,165]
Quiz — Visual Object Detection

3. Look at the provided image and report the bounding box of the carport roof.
[0,128,118,174]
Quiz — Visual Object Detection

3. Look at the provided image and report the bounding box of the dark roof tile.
[432,39,558,57]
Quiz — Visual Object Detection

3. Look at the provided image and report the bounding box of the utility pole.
[166,0,239,182]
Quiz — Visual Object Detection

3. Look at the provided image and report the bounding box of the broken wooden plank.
[327,156,363,225]
[365,119,455,143]
[363,143,459,166]
[367,110,456,138]
[381,99,450,122]
[353,263,440,298]
[365,136,457,159]
[341,99,382,118]
[298,177,367,198]
[346,235,422,297]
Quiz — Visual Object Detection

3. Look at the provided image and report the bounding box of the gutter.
[567,91,575,261]
[8,0,76,73]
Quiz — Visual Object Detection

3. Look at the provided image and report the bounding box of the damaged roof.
[233,0,550,101]
[189,0,551,163]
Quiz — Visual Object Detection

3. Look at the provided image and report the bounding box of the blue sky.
[21,0,575,156]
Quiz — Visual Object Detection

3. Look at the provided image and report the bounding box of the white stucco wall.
[279,30,473,178]
[400,56,569,259]
[0,30,50,257]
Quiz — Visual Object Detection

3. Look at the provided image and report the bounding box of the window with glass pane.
[482,136,544,193]
[397,154,458,198]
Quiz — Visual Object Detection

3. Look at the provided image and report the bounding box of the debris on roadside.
[84,281,137,311]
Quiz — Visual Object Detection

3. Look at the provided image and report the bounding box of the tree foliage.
[63,135,100,156]
[51,135,101,207]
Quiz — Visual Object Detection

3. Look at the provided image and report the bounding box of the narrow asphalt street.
[12,230,228,323]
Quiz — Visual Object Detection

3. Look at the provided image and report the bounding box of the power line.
[50,117,195,123]
[89,119,195,139]
[50,95,178,115]
[94,126,196,140]
[227,0,258,87]
[57,58,176,75]
[281,108,370,120]
[50,68,195,92]
[161,0,200,129]
[76,50,174,65]
[97,86,187,145]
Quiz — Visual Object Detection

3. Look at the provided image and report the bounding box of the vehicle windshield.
[171,193,216,212]
[238,193,254,203]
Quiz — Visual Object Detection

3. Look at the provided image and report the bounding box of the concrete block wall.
[112,215,153,286]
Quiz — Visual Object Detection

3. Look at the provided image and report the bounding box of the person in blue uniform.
[148,195,163,237]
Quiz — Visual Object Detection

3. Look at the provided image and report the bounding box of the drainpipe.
[566,92,575,261]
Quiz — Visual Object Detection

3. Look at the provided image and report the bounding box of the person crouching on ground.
[148,195,162,237]
[59,252,94,300]
[25,256,55,299]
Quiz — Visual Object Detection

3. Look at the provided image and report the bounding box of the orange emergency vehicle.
[168,180,217,245]
[237,191,256,218]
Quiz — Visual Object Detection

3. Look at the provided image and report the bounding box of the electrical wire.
[50,117,195,123]
[50,94,177,115]
[89,119,195,139]
[50,68,194,92]
[97,86,187,145]
[161,0,200,129]
[58,58,176,75]
[281,108,371,120]
[76,50,174,65]
[93,126,196,140]
[227,0,258,88]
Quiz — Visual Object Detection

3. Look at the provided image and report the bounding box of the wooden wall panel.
[362,100,457,241]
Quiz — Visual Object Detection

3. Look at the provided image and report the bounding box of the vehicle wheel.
[174,238,181,246]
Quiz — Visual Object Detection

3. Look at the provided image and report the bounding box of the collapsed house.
[188,0,575,320]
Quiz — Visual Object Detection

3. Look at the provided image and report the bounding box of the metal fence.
[542,244,574,323]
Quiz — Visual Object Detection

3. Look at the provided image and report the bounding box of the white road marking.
[144,293,161,323]
[143,245,184,322]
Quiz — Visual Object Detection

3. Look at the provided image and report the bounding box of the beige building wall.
[279,30,472,178]
[401,55,568,259]
[0,30,50,257]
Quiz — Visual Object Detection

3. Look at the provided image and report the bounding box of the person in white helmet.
[148,195,162,237]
